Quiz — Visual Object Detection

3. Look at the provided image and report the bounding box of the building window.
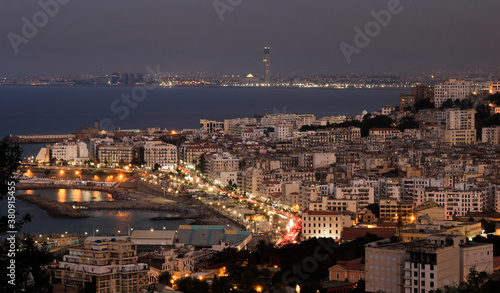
[351,274,354,280]
[336,273,340,279]
[430,282,434,288]
[421,272,425,278]
[430,273,434,279]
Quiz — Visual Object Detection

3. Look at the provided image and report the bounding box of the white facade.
[301,210,354,240]
[206,152,239,182]
[143,142,177,170]
[274,125,291,141]
[434,79,474,108]
[51,140,89,163]
[482,126,500,145]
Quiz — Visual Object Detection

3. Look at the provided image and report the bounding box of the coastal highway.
[175,165,302,246]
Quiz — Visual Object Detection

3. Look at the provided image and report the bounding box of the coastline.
[15,182,247,230]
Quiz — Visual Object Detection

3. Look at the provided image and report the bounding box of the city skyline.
[1,0,499,76]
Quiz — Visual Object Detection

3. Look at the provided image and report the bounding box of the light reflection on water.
[7,189,193,235]
[20,189,114,202]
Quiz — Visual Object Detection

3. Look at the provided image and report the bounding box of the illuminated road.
[176,165,301,246]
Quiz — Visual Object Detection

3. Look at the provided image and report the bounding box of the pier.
[17,193,90,219]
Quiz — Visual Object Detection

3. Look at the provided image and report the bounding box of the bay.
[0,86,404,137]
[2,189,192,235]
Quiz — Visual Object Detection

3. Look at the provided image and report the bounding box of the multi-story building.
[365,242,408,293]
[178,143,223,166]
[369,128,402,142]
[143,142,177,170]
[205,152,239,183]
[301,210,354,241]
[89,137,114,160]
[400,94,416,109]
[444,109,476,145]
[200,119,224,133]
[489,81,500,94]
[434,79,474,108]
[275,125,292,141]
[335,186,375,208]
[51,139,89,163]
[237,167,263,196]
[366,235,493,293]
[482,126,500,145]
[298,152,336,168]
[422,188,486,220]
[97,144,134,165]
[411,85,434,102]
[54,239,148,293]
[379,198,414,223]
[258,180,282,200]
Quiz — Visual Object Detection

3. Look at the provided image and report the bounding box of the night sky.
[1,0,499,76]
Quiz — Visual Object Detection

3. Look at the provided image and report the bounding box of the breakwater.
[17,193,90,219]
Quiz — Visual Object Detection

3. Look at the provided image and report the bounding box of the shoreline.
[15,183,247,230]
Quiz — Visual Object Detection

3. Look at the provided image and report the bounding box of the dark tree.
[414,97,434,110]
[157,271,172,285]
[211,276,232,293]
[0,143,54,292]
[0,143,22,200]
[441,99,454,109]
[175,277,209,293]
[397,116,419,131]
[366,204,380,218]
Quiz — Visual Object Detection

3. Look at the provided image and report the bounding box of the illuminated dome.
[246,73,254,78]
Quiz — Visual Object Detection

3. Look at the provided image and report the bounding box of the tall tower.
[263,47,270,84]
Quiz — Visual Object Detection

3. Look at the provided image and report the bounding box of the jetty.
[17,194,89,219]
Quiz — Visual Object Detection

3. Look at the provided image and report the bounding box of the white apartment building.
[237,167,263,196]
[55,239,148,293]
[422,188,486,220]
[434,79,474,108]
[205,152,239,182]
[444,109,476,145]
[275,125,292,141]
[482,126,500,144]
[51,139,89,163]
[309,196,358,213]
[301,210,354,241]
[143,142,177,170]
[335,186,375,208]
